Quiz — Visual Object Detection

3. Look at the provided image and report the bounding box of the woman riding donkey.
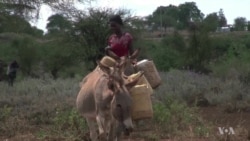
[105,15,139,75]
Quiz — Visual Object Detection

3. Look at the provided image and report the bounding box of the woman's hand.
[105,46,111,51]
[105,46,111,55]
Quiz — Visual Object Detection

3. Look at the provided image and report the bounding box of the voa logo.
[218,127,235,135]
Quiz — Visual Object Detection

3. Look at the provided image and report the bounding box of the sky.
[32,0,250,32]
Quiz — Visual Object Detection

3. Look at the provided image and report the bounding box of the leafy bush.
[153,96,210,138]
[209,42,250,81]
[12,37,41,75]
[53,108,87,131]
[50,108,88,140]
[144,32,186,71]
[184,30,212,73]
[0,105,12,122]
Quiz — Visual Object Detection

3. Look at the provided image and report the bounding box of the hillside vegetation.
[1,1,250,140]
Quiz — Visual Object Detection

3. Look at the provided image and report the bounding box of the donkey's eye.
[116,104,122,108]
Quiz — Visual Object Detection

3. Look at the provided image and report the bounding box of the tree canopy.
[218,9,227,27]
[234,17,247,31]
[0,0,92,20]
[1,1,250,79]
[148,2,204,31]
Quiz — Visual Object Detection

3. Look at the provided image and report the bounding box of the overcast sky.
[33,0,250,32]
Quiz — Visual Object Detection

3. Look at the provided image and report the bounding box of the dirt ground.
[1,106,250,141]
[197,106,250,141]
[198,106,250,128]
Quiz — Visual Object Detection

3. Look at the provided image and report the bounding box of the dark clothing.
[7,61,19,86]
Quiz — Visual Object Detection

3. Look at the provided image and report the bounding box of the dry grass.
[0,77,86,140]
[156,69,250,110]
[0,70,250,140]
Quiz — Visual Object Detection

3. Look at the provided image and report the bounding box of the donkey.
[76,50,142,141]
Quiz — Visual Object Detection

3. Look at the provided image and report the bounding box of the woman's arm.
[128,41,134,56]
[127,33,134,56]
[127,36,138,65]
[105,46,111,55]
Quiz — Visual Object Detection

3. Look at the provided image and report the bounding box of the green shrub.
[210,42,250,80]
[53,108,87,132]
[144,33,185,71]
[184,30,212,72]
[12,37,41,76]
[152,96,210,137]
[0,105,12,121]
[210,35,234,59]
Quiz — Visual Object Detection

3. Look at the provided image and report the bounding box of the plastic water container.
[136,59,161,89]
[128,72,153,95]
[129,84,153,120]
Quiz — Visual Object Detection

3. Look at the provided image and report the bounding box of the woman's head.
[109,15,123,33]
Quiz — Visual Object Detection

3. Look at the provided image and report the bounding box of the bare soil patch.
[1,106,250,141]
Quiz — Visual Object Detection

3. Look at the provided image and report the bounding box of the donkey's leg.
[107,118,116,141]
[86,117,98,141]
[108,119,124,141]
[96,114,107,140]
[115,122,124,141]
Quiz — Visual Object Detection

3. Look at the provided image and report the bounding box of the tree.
[234,17,247,31]
[218,9,227,27]
[0,0,92,20]
[177,2,204,29]
[12,37,40,76]
[0,13,43,36]
[0,0,39,20]
[44,14,82,79]
[201,12,219,32]
[149,5,179,31]
[41,39,82,79]
[72,8,136,70]
[43,8,141,76]
[129,16,146,30]
[46,14,72,35]
[185,23,212,73]
[248,21,250,31]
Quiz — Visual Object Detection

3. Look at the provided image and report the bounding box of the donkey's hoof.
[98,132,106,140]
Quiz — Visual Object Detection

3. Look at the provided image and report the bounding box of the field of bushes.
[1,26,250,141]
[1,66,250,140]
[0,72,212,140]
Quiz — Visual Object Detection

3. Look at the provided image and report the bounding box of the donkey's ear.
[96,60,111,75]
[118,58,127,68]
[130,48,141,59]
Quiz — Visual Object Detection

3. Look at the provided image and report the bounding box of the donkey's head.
[106,48,141,76]
[98,54,143,135]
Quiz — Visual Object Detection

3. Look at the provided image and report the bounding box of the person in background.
[7,60,19,86]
